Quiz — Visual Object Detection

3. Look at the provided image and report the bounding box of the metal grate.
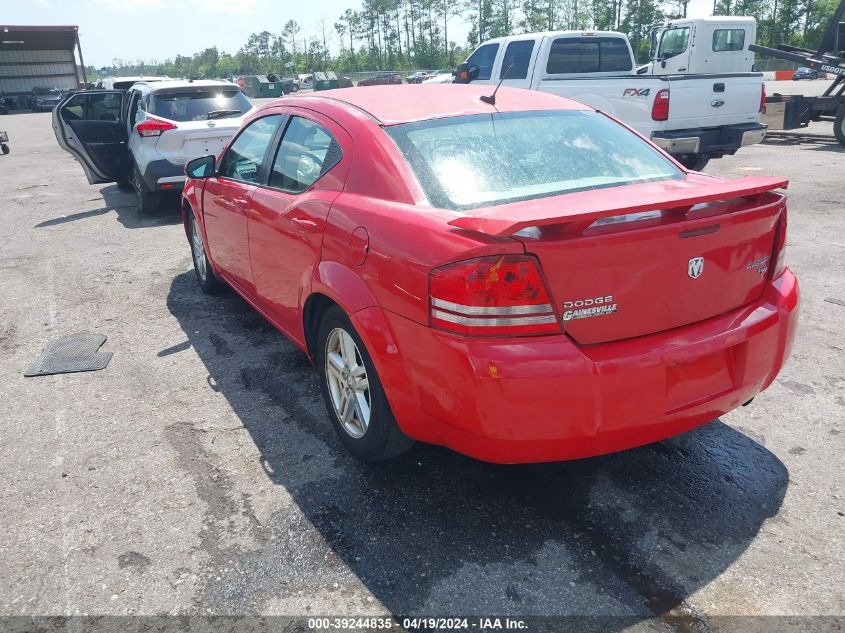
[24,333,112,377]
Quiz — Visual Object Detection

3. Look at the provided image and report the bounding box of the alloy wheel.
[191,216,208,282]
[324,328,371,439]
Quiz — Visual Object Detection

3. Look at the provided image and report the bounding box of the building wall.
[0,49,78,95]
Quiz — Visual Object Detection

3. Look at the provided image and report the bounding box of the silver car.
[53,79,255,213]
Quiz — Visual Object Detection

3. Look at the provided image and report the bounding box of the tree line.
[102,0,840,79]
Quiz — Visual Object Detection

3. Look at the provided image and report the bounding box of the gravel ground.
[0,84,842,632]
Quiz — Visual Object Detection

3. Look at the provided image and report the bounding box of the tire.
[678,154,710,171]
[834,109,845,147]
[132,164,159,214]
[316,306,414,462]
[1,143,8,155]
[186,207,226,295]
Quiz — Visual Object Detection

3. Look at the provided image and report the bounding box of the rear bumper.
[357,270,798,464]
[652,122,768,157]
[142,158,186,191]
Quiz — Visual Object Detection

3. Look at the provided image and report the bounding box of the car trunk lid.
[448,174,787,345]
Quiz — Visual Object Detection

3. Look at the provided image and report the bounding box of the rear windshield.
[386,110,682,210]
[150,90,251,122]
[546,37,632,74]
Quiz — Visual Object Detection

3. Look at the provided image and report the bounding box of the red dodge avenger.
[181,84,798,463]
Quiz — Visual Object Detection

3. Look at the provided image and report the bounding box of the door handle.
[291,217,318,233]
[232,197,249,205]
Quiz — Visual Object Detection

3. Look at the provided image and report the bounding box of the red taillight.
[651,89,670,121]
[429,255,560,337]
[759,84,766,114]
[137,117,177,138]
[769,208,787,278]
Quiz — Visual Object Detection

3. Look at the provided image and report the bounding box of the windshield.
[386,110,683,210]
[150,90,251,122]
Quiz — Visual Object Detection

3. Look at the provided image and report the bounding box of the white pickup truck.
[455,22,767,170]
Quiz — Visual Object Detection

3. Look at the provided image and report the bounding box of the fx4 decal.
[623,88,651,98]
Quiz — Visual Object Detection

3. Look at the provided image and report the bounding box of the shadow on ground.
[34,184,183,229]
[165,271,788,628]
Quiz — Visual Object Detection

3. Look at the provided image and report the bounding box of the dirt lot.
[0,87,843,632]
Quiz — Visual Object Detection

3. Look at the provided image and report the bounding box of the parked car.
[358,72,402,86]
[0,130,9,154]
[179,85,798,464]
[283,76,301,91]
[406,71,433,83]
[52,79,255,213]
[456,26,768,170]
[30,87,63,112]
[422,72,454,84]
[95,76,171,90]
[792,66,821,80]
[0,97,9,115]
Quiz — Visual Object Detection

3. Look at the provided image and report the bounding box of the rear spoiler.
[447,176,788,237]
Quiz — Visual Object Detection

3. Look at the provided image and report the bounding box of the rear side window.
[713,29,746,51]
[386,110,682,210]
[466,43,500,80]
[546,37,632,74]
[149,89,251,122]
[219,115,281,183]
[501,40,535,79]
[270,117,342,192]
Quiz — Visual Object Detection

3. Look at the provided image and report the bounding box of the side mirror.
[186,154,215,179]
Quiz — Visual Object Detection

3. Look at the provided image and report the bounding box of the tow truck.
[750,0,845,145]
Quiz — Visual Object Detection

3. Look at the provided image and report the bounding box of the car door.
[52,90,128,184]
[202,114,282,295]
[248,112,352,339]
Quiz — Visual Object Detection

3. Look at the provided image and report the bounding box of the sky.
[1,0,716,68]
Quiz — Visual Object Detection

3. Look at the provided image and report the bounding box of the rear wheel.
[133,164,159,215]
[1,143,8,155]
[317,306,414,462]
[834,109,845,147]
[187,208,226,295]
[678,154,710,171]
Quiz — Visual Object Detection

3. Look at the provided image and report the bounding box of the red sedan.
[181,85,798,464]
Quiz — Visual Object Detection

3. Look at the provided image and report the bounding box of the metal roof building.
[0,25,88,96]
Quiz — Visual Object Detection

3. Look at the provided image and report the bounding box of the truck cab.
[646,17,757,75]
[456,28,767,170]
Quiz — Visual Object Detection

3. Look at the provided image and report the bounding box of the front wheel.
[317,306,414,462]
[1,143,8,155]
[187,208,226,295]
[834,109,845,147]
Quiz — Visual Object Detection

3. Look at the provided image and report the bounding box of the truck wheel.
[678,154,710,171]
[317,306,415,462]
[132,164,158,215]
[1,143,8,155]
[834,110,845,147]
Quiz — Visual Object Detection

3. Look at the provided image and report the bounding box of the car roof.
[292,84,591,126]
[137,79,239,92]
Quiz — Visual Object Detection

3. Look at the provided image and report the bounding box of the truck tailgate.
[448,174,787,345]
[664,74,762,130]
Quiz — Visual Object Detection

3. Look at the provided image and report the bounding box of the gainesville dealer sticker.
[562,295,618,321]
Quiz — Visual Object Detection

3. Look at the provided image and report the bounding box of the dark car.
[30,87,63,112]
[793,67,821,80]
[357,72,402,87]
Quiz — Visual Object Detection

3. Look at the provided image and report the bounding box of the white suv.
[53,79,255,213]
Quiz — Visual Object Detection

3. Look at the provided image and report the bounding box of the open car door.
[52,90,129,184]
